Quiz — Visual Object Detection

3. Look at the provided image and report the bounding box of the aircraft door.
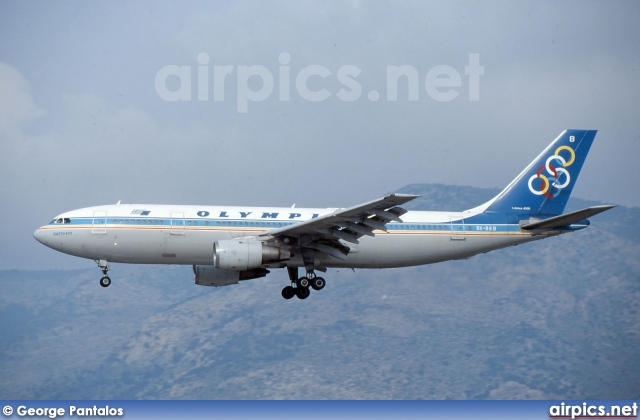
[170,212,185,235]
[92,211,107,235]
[450,217,466,241]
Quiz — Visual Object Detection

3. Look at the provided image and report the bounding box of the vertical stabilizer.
[482,130,597,216]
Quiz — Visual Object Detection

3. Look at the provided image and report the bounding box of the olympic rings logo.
[528,145,576,198]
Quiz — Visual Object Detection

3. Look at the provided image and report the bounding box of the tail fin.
[481,129,597,216]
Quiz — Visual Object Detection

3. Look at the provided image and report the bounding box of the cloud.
[0,62,44,141]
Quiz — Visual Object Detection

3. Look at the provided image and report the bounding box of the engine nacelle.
[214,239,290,271]
[193,265,269,287]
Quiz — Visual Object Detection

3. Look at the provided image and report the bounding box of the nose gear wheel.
[96,259,111,288]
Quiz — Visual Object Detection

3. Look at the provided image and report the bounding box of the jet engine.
[214,239,290,271]
[193,265,269,287]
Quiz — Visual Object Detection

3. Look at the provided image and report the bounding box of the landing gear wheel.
[96,260,111,288]
[297,277,310,288]
[99,276,111,288]
[281,286,295,300]
[311,277,325,291]
[296,287,310,300]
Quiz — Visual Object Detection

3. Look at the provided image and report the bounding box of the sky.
[1,1,639,270]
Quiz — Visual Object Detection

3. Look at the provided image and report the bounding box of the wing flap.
[365,209,405,222]
[310,242,349,260]
[343,222,376,237]
[314,228,360,244]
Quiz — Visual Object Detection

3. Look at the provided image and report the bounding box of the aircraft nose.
[34,228,46,245]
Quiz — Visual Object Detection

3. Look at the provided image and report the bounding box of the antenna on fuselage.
[116,200,121,205]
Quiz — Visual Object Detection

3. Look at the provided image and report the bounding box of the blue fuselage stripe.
[47,216,584,234]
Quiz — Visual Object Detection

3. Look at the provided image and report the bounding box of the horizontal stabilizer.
[519,205,616,230]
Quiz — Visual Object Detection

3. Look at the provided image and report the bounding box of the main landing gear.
[96,259,111,288]
[281,267,325,300]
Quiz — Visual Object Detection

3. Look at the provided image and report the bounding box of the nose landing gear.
[96,259,111,288]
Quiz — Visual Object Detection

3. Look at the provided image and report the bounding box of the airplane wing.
[519,205,616,231]
[258,194,419,261]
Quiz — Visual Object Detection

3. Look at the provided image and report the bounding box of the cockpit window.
[51,218,71,224]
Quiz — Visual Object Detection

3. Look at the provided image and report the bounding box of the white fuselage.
[34,203,550,269]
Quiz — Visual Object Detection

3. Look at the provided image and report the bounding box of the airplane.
[34,129,614,300]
